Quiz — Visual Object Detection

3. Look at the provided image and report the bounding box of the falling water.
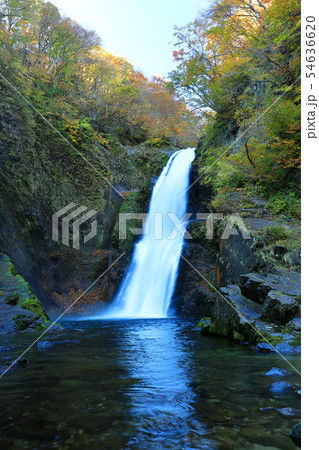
[100,148,196,318]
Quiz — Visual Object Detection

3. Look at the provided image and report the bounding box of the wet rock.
[268,381,294,393]
[261,291,299,325]
[289,422,301,447]
[264,367,292,377]
[277,407,300,417]
[275,342,298,355]
[239,273,271,302]
[239,271,301,302]
[256,343,275,353]
[287,317,301,332]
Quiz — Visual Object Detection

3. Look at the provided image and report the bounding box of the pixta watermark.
[52,203,98,250]
[118,212,251,240]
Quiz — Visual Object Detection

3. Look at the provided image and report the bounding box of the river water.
[0,319,300,449]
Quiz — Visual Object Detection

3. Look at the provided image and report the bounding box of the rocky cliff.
[0,84,173,326]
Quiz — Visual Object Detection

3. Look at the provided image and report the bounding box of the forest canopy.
[0,0,199,146]
[169,0,300,204]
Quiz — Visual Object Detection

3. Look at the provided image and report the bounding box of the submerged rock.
[277,407,300,417]
[289,422,301,447]
[37,339,80,350]
[268,381,294,393]
[264,367,292,377]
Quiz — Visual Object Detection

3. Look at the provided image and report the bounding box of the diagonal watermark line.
[0,72,124,199]
[0,251,126,379]
[178,76,301,200]
[181,254,301,376]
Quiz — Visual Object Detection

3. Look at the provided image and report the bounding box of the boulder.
[239,273,271,302]
[261,291,299,325]
[256,343,275,353]
[239,271,301,302]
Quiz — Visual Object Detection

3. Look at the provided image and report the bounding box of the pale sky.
[51,0,211,77]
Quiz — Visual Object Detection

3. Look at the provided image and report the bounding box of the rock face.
[195,208,301,346]
[239,271,301,302]
[0,253,55,333]
[0,89,173,321]
[217,232,261,287]
[199,271,301,347]
[172,221,216,317]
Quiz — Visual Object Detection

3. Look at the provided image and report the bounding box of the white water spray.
[99,148,196,318]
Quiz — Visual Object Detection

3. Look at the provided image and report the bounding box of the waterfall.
[100,148,196,318]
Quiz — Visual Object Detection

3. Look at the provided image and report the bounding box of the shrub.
[267,192,301,219]
[263,226,292,244]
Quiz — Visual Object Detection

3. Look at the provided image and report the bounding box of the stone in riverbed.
[289,422,301,447]
[268,381,294,393]
[256,342,275,353]
[275,342,299,355]
[264,367,292,377]
[277,407,300,417]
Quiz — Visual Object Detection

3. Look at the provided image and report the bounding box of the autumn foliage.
[0,0,199,147]
[170,0,300,194]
